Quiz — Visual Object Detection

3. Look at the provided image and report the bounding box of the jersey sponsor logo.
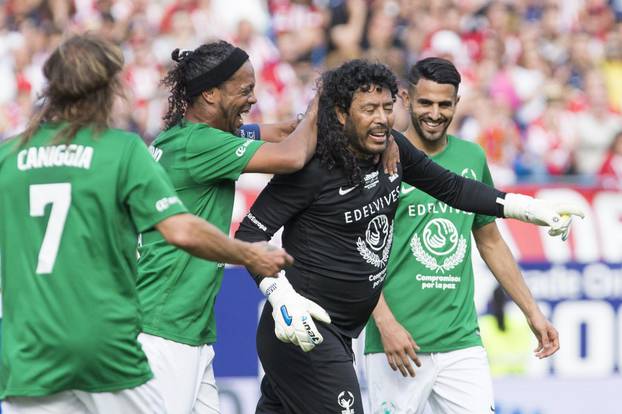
[149,145,163,162]
[17,145,93,171]
[410,218,467,274]
[339,185,358,196]
[369,268,387,289]
[235,140,253,157]
[338,391,355,414]
[364,171,380,190]
[155,196,182,212]
[415,274,461,290]
[407,201,473,217]
[246,212,267,232]
[357,215,393,268]
[367,215,390,251]
[344,186,400,223]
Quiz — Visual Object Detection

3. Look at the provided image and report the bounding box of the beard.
[344,118,386,158]
[411,112,451,143]
[344,118,368,157]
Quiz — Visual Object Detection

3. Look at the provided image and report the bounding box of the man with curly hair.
[235,59,583,413]
[364,57,559,414]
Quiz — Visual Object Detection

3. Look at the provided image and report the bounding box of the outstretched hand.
[501,193,585,241]
[546,204,585,241]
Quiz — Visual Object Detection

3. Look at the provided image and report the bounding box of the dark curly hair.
[317,59,398,185]
[162,40,236,129]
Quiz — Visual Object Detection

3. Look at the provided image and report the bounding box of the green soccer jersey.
[365,136,495,354]
[0,123,187,398]
[137,121,263,346]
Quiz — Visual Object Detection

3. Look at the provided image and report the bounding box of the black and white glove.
[499,193,585,241]
[260,275,331,352]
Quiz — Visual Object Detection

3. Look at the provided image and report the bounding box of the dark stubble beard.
[344,118,375,159]
[411,111,451,144]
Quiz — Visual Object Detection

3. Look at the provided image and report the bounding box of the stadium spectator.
[2,1,622,180]
[364,57,558,414]
[570,69,622,175]
[0,33,292,414]
[523,82,575,177]
[598,130,622,188]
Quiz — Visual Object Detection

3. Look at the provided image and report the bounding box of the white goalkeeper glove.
[260,275,331,352]
[499,193,585,241]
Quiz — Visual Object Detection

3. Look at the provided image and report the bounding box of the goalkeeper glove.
[499,193,585,241]
[260,275,331,352]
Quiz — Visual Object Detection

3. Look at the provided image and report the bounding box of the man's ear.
[398,88,410,108]
[200,88,219,105]
[335,106,347,126]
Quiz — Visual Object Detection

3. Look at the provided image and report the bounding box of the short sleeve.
[119,138,187,232]
[473,154,497,229]
[185,126,263,184]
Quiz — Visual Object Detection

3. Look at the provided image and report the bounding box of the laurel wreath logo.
[357,222,394,268]
[410,233,467,273]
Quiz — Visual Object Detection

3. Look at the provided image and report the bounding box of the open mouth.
[368,129,388,143]
[236,107,251,127]
[421,119,445,133]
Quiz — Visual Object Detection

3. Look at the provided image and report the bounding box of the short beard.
[411,112,450,143]
[344,118,372,159]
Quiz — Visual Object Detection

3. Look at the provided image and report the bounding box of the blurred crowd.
[1,0,622,186]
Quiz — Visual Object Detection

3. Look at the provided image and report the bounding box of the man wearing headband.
[135,40,320,413]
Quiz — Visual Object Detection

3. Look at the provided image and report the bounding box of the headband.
[185,47,249,97]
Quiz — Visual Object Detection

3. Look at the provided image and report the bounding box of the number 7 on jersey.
[29,183,71,274]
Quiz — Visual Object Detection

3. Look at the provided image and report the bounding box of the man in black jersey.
[235,60,584,414]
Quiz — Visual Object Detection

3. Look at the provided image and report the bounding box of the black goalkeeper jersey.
[236,132,504,338]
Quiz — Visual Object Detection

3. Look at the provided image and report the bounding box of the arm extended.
[395,133,584,238]
[156,213,292,277]
[243,95,318,174]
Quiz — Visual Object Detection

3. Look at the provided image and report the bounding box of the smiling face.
[337,85,395,158]
[408,78,459,144]
[215,60,256,133]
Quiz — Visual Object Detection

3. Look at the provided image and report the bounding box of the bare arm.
[155,213,293,277]
[371,293,421,377]
[473,221,559,358]
[256,119,299,142]
[244,95,318,174]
